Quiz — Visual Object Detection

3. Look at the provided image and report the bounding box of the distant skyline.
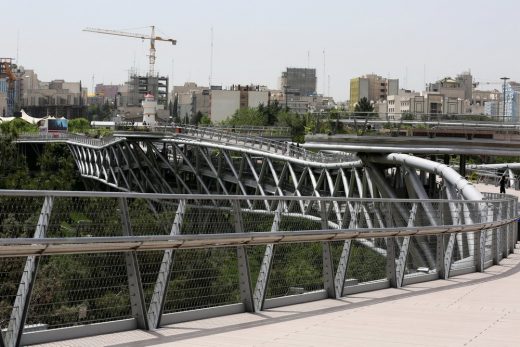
[2,0,519,101]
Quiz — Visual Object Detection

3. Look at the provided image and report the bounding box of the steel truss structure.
[3,127,517,346]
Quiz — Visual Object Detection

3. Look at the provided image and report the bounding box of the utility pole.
[501,77,509,122]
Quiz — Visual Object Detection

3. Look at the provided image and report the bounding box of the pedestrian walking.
[499,175,507,194]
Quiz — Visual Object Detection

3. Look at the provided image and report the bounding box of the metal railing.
[178,125,354,163]
[14,127,355,164]
[0,190,517,346]
[313,112,520,139]
[15,132,122,148]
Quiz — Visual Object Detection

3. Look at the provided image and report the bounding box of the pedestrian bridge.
[0,190,517,346]
[2,127,519,346]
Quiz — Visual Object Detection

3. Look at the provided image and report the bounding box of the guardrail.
[15,128,355,164]
[0,190,517,346]
[15,132,122,148]
[178,125,354,163]
[312,112,520,139]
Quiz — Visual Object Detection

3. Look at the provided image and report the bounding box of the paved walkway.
[473,182,520,199]
[35,247,520,347]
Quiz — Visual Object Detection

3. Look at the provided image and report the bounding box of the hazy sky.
[2,0,519,101]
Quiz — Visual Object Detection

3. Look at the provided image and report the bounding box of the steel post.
[119,198,149,330]
[5,196,53,347]
[147,199,186,328]
[232,201,254,312]
[253,201,283,311]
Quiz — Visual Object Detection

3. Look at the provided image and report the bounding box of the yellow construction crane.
[83,26,176,77]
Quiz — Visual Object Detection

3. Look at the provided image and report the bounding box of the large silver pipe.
[363,153,483,201]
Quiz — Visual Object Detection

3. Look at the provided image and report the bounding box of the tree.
[172,95,179,120]
[354,97,374,116]
[224,108,267,126]
[199,115,212,125]
[190,111,204,125]
[68,118,90,134]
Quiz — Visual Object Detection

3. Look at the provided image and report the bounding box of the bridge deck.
[34,249,520,347]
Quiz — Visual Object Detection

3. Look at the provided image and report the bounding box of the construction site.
[84,26,175,121]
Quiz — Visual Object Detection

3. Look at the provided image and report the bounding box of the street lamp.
[500,77,509,122]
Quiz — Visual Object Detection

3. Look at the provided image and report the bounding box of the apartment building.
[210,85,269,123]
[349,74,398,110]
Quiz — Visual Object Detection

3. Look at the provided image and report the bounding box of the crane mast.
[83,26,176,77]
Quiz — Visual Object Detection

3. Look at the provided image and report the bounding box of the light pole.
[500,77,509,122]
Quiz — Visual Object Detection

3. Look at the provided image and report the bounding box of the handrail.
[177,125,354,163]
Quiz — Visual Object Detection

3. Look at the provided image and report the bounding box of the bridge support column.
[147,200,186,329]
[4,196,53,347]
[232,202,254,312]
[119,198,149,330]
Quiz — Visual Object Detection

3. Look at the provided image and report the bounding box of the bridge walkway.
[35,248,520,347]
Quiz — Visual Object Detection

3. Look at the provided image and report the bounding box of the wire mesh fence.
[25,253,132,329]
[450,232,479,273]
[0,258,25,331]
[264,243,324,299]
[163,247,241,313]
[405,235,439,276]
[0,191,517,345]
[345,239,387,285]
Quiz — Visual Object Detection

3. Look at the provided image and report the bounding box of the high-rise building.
[349,74,399,110]
[280,68,317,97]
[504,81,520,122]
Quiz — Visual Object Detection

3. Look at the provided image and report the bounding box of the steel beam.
[253,201,283,311]
[147,199,186,329]
[333,168,353,298]
[5,196,53,347]
[491,202,501,265]
[232,201,254,312]
[119,198,149,330]
[320,202,336,299]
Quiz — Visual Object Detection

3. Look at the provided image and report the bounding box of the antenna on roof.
[209,26,214,87]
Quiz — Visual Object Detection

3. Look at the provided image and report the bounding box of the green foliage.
[0,118,38,136]
[68,118,90,133]
[223,101,305,141]
[402,112,415,120]
[354,97,375,117]
[0,123,32,189]
[224,108,267,126]
[33,144,81,190]
[199,114,212,125]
